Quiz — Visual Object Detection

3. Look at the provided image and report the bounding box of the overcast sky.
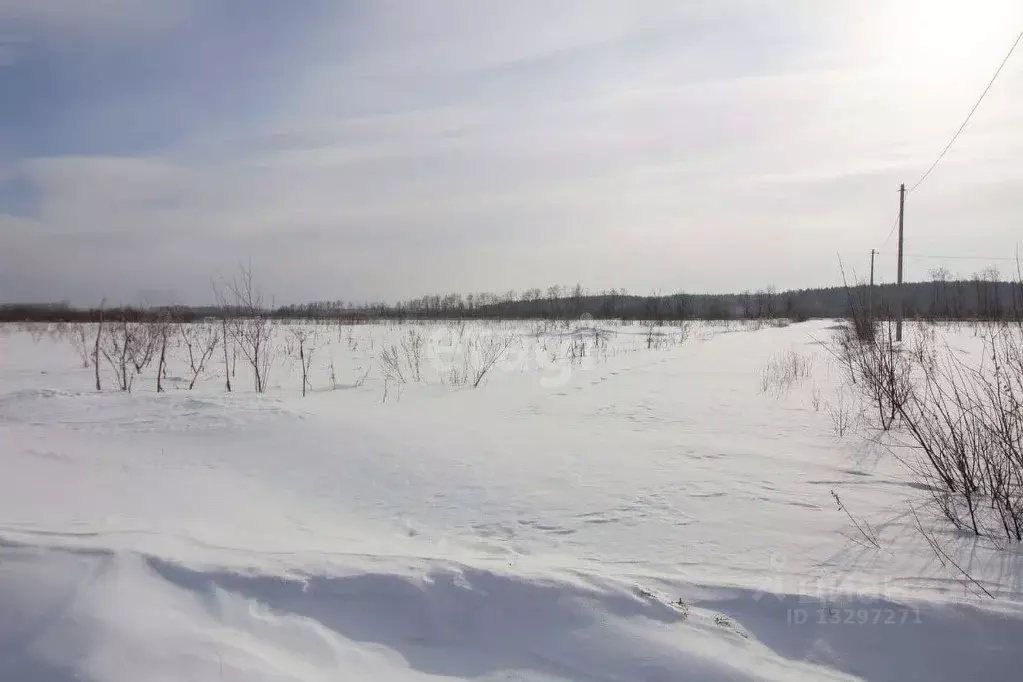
[1,0,1021,305]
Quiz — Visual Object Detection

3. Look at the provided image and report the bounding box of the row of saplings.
[58,314,309,396]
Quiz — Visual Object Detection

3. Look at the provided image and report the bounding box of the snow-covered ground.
[2,319,1022,681]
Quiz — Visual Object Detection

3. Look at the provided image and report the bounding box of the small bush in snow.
[826,388,855,439]
[760,349,814,395]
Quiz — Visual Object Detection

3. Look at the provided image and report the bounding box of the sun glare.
[879,0,1022,80]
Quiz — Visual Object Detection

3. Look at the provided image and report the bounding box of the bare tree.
[755,287,777,319]
[740,290,755,320]
[929,267,952,318]
[570,282,585,317]
[216,263,277,393]
[180,321,220,390]
[547,285,562,317]
[130,322,157,379]
[153,314,173,393]
[221,317,232,392]
[101,316,131,392]
[101,311,155,392]
[287,326,317,397]
[94,301,105,391]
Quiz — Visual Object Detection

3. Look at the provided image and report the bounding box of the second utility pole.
[896,183,906,342]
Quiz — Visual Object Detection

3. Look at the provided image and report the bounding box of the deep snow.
[1,319,1021,681]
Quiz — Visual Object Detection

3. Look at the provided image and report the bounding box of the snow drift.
[3,320,1023,680]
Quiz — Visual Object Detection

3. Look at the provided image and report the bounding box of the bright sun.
[880,0,1022,79]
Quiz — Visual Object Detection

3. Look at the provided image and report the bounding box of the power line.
[880,211,900,248]
[907,29,1023,194]
[903,252,1018,262]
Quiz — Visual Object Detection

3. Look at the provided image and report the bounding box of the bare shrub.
[445,354,471,388]
[831,490,881,549]
[826,388,855,439]
[842,313,1023,540]
[380,344,406,385]
[180,322,220,390]
[677,319,694,343]
[911,506,994,599]
[837,321,912,431]
[468,332,514,388]
[533,319,555,339]
[645,324,667,350]
[101,312,156,392]
[430,328,514,389]
[761,349,814,395]
[381,373,400,403]
[401,329,426,383]
[831,264,909,430]
[287,327,317,397]
[568,336,587,365]
[834,258,1023,539]
[893,325,1023,539]
[328,356,338,390]
[66,323,91,368]
[27,323,46,343]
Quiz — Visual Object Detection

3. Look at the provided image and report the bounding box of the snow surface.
[1,319,1022,681]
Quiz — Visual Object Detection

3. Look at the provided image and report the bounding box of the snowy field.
[2,319,1022,681]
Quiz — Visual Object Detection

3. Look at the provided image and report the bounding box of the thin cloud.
[1,0,1021,305]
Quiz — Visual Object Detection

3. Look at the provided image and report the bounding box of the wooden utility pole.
[896,184,906,342]
[869,249,876,322]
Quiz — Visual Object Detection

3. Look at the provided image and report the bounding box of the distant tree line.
[3,275,1021,324]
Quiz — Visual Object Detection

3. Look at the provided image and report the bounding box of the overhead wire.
[873,28,1021,251]
[902,253,1018,262]
[907,29,1023,194]
[880,212,900,249]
